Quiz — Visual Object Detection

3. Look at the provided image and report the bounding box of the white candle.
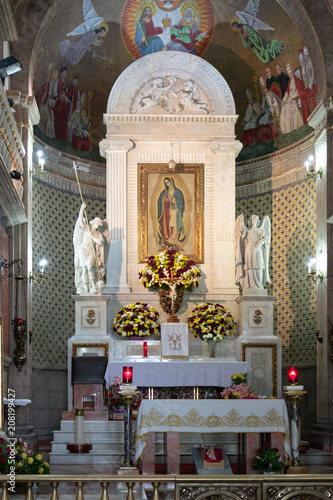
[75,409,85,445]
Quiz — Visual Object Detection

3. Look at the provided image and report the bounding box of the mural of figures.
[280,63,309,134]
[122,0,214,60]
[166,4,209,54]
[68,93,92,151]
[35,67,58,138]
[241,88,261,146]
[231,0,284,64]
[53,66,71,141]
[58,0,108,65]
[135,4,165,57]
[158,177,186,250]
[32,0,315,160]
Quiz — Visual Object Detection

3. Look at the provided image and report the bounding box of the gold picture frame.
[138,163,204,263]
[241,343,278,397]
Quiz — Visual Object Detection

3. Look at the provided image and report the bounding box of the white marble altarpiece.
[68,52,280,407]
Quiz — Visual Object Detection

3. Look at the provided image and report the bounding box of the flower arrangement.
[138,249,200,291]
[231,372,249,385]
[187,303,236,342]
[108,376,141,411]
[221,372,256,399]
[252,441,285,473]
[113,302,160,337]
[0,437,50,475]
[221,383,256,399]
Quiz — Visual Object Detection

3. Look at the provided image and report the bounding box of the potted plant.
[113,302,160,338]
[252,440,285,474]
[187,302,236,357]
[138,249,200,314]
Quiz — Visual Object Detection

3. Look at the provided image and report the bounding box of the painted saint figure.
[58,0,108,65]
[73,202,109,294]
[166,6,208,54]
[158,177,186,249]
[135,5,165,57]
[234,213,271,294]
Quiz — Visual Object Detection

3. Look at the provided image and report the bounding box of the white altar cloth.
[104,360,250,388]
[134,399,290,463]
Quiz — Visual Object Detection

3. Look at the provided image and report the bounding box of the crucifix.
[161,270,182,323]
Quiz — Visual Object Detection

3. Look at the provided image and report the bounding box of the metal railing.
[1,473,333,500]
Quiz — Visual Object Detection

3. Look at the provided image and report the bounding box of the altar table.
[134,399,290,474]
[104,360,250,388]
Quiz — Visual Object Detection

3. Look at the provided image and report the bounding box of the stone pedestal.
[236,295,282,397]
[161,322,188,359]
[67,295,112,411]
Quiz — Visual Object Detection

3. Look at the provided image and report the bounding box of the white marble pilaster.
[99,139,134,293]
[210,141,242,292]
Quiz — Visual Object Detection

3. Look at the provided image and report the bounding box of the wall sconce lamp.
[305,155,323,180]
[30,150,45,177]
[307,258,324,282]
[29,259,47,283]
[0,56,23,85]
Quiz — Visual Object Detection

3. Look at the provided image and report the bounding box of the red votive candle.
[288,366,298,385]
[123,366,133,385]
[143,341,148,358]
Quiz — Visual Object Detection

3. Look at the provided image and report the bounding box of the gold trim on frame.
[72,343,109,358]
[241,343,278,398]
[138,163,204,263]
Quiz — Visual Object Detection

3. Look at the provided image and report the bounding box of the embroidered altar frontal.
[134,399,291,463]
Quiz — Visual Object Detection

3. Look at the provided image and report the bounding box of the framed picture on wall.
[138,163,204,263]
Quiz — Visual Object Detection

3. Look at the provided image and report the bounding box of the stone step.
[301,448,332,465]
[59,420,125,431]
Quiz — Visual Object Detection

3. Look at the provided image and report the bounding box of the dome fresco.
[32,0,314,162]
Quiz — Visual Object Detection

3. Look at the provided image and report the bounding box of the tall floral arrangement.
[113,302,160,337]
[187,303,236,342]
[138,249,200,291]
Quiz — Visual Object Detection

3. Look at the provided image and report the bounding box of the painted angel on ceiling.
[231,0,283,64]
[234,213,271,294]
[58,0,109,66]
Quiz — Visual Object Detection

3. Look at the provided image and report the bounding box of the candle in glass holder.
[123,366,133,385]
[288,366,298,385]
[143,341,148,357]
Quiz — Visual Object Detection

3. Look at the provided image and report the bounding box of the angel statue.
[231,0,284,64]
[234,214,271,294]
[58,0,108,66]
[73,202,109,294]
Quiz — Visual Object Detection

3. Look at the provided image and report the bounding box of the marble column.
[99,140,134,294]
[308,99,333,450]
[210,141,242,293]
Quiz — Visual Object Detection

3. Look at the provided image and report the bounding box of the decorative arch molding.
[107,52,235,116]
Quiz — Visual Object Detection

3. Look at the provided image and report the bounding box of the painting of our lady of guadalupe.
[138,165,204,263]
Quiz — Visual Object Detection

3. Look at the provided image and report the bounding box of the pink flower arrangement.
[221,382,256,399]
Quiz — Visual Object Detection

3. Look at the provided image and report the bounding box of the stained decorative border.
[241,343,277,398]
[137,163,204,263]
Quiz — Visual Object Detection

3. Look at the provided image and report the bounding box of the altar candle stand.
[143,341,148,358]
[118,368,140,475]
[283,367,308,474]
[66,409,92,454]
